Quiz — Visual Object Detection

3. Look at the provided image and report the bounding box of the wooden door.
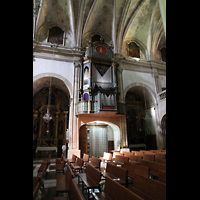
[79,125,87,158]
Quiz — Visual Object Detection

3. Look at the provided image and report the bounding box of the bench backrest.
[115,155,129,163]
[133,174,166,200]
[86,164,101,185]
[91,156,101,168]
[68,179,85,200]
[82,153,89,162]
[123,152,134,157]
[142,154,155,162]
[72,154,77,161]
[155,153,166,159]
[65,164,73,188]
[106,163,127,184]
[113,152,123,159]
[129,155,143,162]
[140,160,166,173]
[159,169,166,184]
[123,161,149,178]
[155,158,166,164]
[104,176,143,200]
[77,157,84,167]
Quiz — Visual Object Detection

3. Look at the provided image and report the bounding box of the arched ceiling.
[34,0,165,61]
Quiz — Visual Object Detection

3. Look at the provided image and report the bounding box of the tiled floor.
[33,157,133,200]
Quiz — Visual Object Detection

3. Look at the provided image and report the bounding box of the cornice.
[33,40,85,62]
[117,56,166,76]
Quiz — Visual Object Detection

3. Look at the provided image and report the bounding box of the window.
[48,26,64,44]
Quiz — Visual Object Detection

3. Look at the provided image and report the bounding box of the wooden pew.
[71,157,83,174]
[78,163,101,199]
[33,181,40,200]
[55,158,65,174]
[56,164,72,196]
[54,179,85,200]
[140,160,166,178]
[102,163,128,186]
[155,158,166,164]
[159,169,166,184]
[81,153,89,167]
[92,176,144,200]
[123,151,135,157]
[67,154,77,166]
[110,155,129,166]
[123,161,149,180]
[142,154,155,162]
[128,174,166,200]
[154,153,166,159]
[86,156,101,169]
[129,155,143,163]
[113,152,124,159]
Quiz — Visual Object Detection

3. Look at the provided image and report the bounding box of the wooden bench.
[67,154,77,166]
[154,153,166,159]
[129,155,143,163]
[92,176,144,200]
[56,158,65,174]
[33,179,40,200]
[142,154,155,162]
[158,169,166,184]
[140,160,166,178]
[81,153,89,167]
[78,163,101,199]
[155,158,166,164]
[71,157,84,174]
[86,156,101,169]
[110,155,129,166]
[123,151,134,158]
[112,152,124,159]
[123,161,149,180]
[54,179,85,200]
[56,164,72,196]
[128,174,166,200]
[102,163,128,186]
[56,154,65,164]
[100,152,113,163]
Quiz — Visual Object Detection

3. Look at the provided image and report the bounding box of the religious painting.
[48,26,64,44]
[128,42,140,58]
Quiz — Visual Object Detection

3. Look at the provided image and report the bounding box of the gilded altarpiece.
[33,87,69,157]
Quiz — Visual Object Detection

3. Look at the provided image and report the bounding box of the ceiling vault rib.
[121,0,145,53]
[116,0,131,54]
[76,0,85,47]
[69,0,76,48]
[82,0,98,42]
[147,0,158,61]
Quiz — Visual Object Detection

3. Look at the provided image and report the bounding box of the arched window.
[48,26,64,44]
[128,42,140,58]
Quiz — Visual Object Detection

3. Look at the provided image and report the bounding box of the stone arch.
[33,73,72,99]
[124,82,157,108]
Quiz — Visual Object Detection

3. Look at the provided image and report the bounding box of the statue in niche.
[58,120,63,135]
[33,119,38,135]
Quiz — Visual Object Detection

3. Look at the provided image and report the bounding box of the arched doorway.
[125,85,157,150]
[33,77,70,158]
[79,121,120,158]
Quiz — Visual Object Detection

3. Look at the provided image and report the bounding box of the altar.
[35,146,57,153]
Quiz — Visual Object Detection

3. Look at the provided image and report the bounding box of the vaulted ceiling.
[33,0,165,61]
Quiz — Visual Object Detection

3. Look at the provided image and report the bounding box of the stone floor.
[33,157,133,200]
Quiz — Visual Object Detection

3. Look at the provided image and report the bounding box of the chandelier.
[43,77,52,133]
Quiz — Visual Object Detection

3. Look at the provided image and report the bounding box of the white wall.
[33,58,74,93]
[123,70,155,92]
